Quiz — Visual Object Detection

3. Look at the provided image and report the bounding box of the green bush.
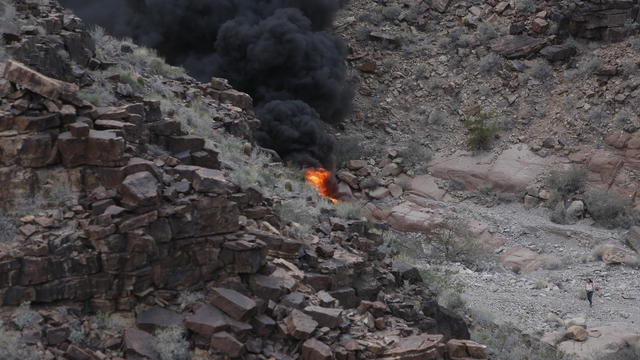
[528,59,553,80]
[334,201,363,220]
[584,189,638,229]
[426,218,494,268]
[463,108,498,151]
[479,53,503,75]
[544,166,587,205]
[154,327,190,360]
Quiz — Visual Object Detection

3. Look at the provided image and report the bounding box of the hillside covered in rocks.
[0,1,491,360]
[2,0,640,359]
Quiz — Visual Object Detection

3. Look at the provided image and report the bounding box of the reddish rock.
[492,35,546,58]
[119,171,160,210]
[249,274,287,301]
[68,122,91,139]
[210,287,257,321]
[382,334,444,360]
[3,60,79,100]
[185,305,230,338]
[123,328,159,360]
[166,135,205,154]
[303,306,342,329]
[118,211,158,233]
[192,167,235,194]
[302,338,332,360]
[136,306,184,333]
[13,113,60,132]
[66,345,99,360]
[447,339,488,359]
[211,331,244,358]
[499,247,542,272]
[252,314,276,336]
[285,309,318,339]
[18,133,55,168]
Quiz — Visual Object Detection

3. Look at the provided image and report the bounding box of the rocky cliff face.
[0,1,484,359]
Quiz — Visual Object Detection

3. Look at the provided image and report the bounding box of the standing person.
[585,279,595,308]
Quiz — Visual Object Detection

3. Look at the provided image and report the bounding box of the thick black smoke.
[60,0,352,168]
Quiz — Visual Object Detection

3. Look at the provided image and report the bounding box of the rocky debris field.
[0,1,492,359]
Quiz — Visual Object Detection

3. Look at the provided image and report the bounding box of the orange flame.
[304,168,338,204]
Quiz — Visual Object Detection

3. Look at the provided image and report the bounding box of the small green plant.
[477,22,499,44]
[584,189,638,229]
[528,59,553,80]
[334,201,363,220]
[544,166,587,207]
[426,218,494,268]
[399,139,432,168]
[479,53,503,75]
[154,326,191,360]
[463,107,498,151]
[385,231,426,263]
[177,291,205,311]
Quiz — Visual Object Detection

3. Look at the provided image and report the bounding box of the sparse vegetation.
[382,6,401,21]
[426,218,494,268]
[334,201,362,220]
[0,321,39,360]
[477,22,499,44]
[0,216,17,243]
[544,166,587,207]
[154,327,191,360]
[177,291,205,311]
[541,255,563,270]
[528,59,553,81]
[472,321,570,360]
[479,53,503,75]
[463,107,498,151]
[399,139,432,170]
[584,189,638,229]
[13,302,42,330]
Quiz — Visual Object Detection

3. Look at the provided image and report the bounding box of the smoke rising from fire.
[60,0,352,168]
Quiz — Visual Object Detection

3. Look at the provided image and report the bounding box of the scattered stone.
[210,287,257,321]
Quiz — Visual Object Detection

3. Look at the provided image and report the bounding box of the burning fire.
[304,168,338,204]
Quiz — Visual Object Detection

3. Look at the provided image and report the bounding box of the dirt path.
[421,201,640,333]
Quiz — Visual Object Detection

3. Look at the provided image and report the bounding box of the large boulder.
[499,247,542,272]
[429,146,554,192]
[2,60,78,100]
[558,324,640,359]
[492,35,546,58]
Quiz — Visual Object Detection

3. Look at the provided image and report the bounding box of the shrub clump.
[527,59,553,80]
[426,218,494,268]
[479,53,503,75]
[584,189,638,229]
[154,327,191,360]
[463,108,498,151]
[544,166,587,207]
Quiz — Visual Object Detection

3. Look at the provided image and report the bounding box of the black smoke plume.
[60,0,352,169]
